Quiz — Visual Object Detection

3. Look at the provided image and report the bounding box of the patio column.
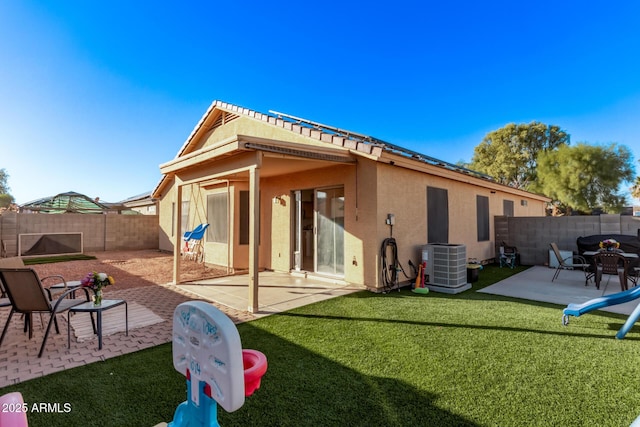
[172,178,183,285]
[248,165,260,313]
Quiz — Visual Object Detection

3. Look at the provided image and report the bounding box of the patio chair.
[0,268,88,358]
[549,243,592,285]
[628,267,640,288]
[499,246,516,268]
[593,252,629,291]
[0,256,81,300]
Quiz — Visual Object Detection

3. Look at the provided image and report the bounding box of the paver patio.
[0,282,255,387]
[0,250,362,387]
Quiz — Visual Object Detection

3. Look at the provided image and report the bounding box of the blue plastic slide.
[562,285,640,339]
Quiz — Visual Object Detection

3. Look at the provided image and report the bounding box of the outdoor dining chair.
[593,252,629,291]
[0,256,81,300]
[549,243,592,285]
[0,268,89,358]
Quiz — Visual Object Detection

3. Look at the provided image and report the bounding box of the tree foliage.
[0,168,9,194]
[631,172,640,200]
[470,122,569,189]
[533,143,634,214]
[0,168,14,208]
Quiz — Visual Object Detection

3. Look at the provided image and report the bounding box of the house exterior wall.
[201,116,344,153]
[158,184,198,253]
[157,194,174,252]
[368,163,547,289]
[154,104,549,291]
[156,156,547,290]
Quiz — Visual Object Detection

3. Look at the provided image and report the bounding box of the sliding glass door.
[315,187,344,276]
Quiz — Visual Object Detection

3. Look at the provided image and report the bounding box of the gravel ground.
[30,249,228,294]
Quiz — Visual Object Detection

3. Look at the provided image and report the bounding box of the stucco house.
[153,101,549,311]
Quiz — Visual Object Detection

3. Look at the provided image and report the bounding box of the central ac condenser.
[422,243,471,294]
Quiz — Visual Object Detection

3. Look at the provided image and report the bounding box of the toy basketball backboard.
[172,301,245,412]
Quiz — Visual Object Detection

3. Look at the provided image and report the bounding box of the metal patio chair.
[0,256,81,300]
[0,268,88,357]
[549,243,592,285]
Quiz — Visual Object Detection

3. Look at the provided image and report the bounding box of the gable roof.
[153,100,549,202]
[174,101,492,178]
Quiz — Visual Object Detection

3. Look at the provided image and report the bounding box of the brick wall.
[0,213,158,256]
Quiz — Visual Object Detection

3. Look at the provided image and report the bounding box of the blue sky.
[2,1,640,204]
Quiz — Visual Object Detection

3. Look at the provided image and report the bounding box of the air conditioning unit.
[422,244,471,294]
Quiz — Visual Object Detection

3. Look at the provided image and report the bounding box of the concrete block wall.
[621,216,640,235]
[497,214,640,266]
[0,212,17,256]
[16,213,106,252]
[0,213,159,256]
[105,215,159,250]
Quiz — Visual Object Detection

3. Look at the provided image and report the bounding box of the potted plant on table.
[599,238,621,252]
[80,272,115,306]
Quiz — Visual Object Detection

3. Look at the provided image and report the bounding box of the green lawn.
[2,265,640,426]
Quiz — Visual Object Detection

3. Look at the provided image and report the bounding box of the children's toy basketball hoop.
[164,301,268,427]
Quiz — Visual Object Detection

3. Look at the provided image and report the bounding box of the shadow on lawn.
[311,288,640,340]
[275,310,639,341]
[228,322,480,427]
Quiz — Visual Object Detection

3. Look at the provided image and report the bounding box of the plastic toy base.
[411,287,430,294]
[243,349,268,396]
[0,392,28,427]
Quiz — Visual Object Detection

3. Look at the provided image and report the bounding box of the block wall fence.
[0,212,159,256]
[495,214,640,266]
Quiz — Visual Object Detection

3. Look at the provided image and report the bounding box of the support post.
[248,166,260,313]
[173,179,183,285]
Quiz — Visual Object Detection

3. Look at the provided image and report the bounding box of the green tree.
[470,122,569,189]
[533,143,634,214]
[631,169,640,200]
[0,168,14,208]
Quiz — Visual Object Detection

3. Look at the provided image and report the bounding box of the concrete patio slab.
[178,271,365,317]
[479,265,640,315]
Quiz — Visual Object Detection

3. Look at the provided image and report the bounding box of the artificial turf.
[2,264,640,426]
[22,254,97,265]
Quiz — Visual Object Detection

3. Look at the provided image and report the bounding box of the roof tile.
[343,139,357,150]
[356,142,371,154]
